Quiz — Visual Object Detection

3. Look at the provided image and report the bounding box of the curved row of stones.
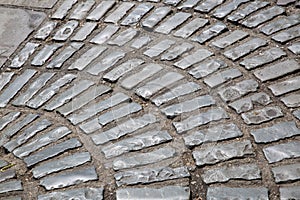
[0,0,299,199]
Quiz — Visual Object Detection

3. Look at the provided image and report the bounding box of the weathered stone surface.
[0,169,15,183]
[53,20,79,41]
[173,18,208,38]
[144,40,175,58]
[87,1,115,21]
[268,76,300,96]
[174,49,213,69]
[207,187,269,200]
[272,163,300,183]
[272,26,300,43]
[183,123,243,147]
[280,186,300,200]
[9,43,39,68]
[38,188,104,200]
[0,112,20,132]
[108,28,138,46]
[0,180,22,194]
[79,118,102,134]
[121,3,153,26]
[101,130,172,158]
[40,167,98,190]
[277,0,296,5]
[161,43,194,61]
[116,186,190,200]
[142,7,171,29]
[263,141,300,163]
[155,12,191,34]
[0,0,58,8]
[242,106,283,125]
[193,22,227,44]
[213,0,249,19]
[193,140,254,166]
[281,92,300,108]
[90,25,119,44]
[51,0,77,19]
[178,0,201,9]
[195,0,223,13]
[131,36,152,49]
[204,68,242,87]
[0,160,8,168]
[211,30,249,49]
[189,59,227,79]
[0,72,14,91]
[34,22,57,40]
[164,0,181,6]
[173,108,229,134]
[115,166,190,186]
[31,44,64,66]
[104,2,134,24]
[293,109,300,120]
[288,42,300,55]
[69,0,95,20]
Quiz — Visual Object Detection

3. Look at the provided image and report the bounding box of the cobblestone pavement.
[0,0,299,199]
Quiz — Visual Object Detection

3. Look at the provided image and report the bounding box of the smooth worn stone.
[136,72,184,99]
[229,92,272,114]
[102,130,172,158]
[113,147,176,170]
[268,76,300,96]
[12,73,55,106]
[173,18,209,38]
[218,79,259,102]
[202,164,261,184]
[34,21,57,40]
[224,38,267,61]
[281,92,300,108]
[79,118,102,134]
[272,163,300,183]
[144,39,175,58]
[121,3,153,26]
[242,106,283,125]
[121,64,163,90]
[31,44,64,66]
[51,0,77,19]
[263,141,300,163]
[193,140,254,166]
[277,0,296,5]
[227,1,270,22]
[4,119,52,152]
[178,0,201,9]
[92,114,156,145]
[87,1,115,20]
[68,46,107,70]
[142,7,171,29]
[90,25,119,44]
[104,2,135,23]
[0,112,20,132]
[44,80,94,111]
[13,126,71,158]
[204,68,242,87]
[189,59,227,79]
[211,30,249,49]
[242,6,285,28]
[68,93,129,125]
[87,50,125,75]
[53,20,79,41]
[116,186,190,200]
[155,12,192,34]
[9,43,39,68]
[38,188,104,200]
[164,0,181,6]
[69,0,95,20]
[115,166,189,186]
[293,109,300,120]
[40,166,98,190]
[104,59,144,82]
[240,47,286,70]
[0,169,15,183]
[280,186,300,200]
[161,43,194,61]
[57,85,111,116]
[288,42,300,55]
[27,74,77,109]
[183,123,243,147]
[213,0,250,18]
[131,36,152,49]
[207,187,269,200]
[174,49,213,69]
[0,72,14,91]
[108,28,138,46]
[173,108,229,134]
[0,69,36,108]
[194,0,223,13]
[71,22,97,41]
[161,95,216,118]
[0,0,58,8]
[47,43,84,69]
[152,82,201,106]
[193,22,227,44]
[272,25,300,43]
[0,180,22,194]
[0,160,8,168]
[260,14,300,35]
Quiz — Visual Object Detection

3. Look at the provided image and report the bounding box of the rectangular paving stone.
[68,46,107,70]
[242,106,283,125]
[38,188,103,200]
[40,167,98,190]
[13,126,71,158]
[79,118,102,134]
[288,42,300,55]
[69,0,95,20]
[193,140,254,166]
[202,164,261,184]
[92,114,156,145]
[161,42,194,61]
[254,59,299,82]
[31,44,64,66]
[24,138,82,167]
[224,38,267,61]
[0,160,8,168]
[115,166,189,186]
[207,187,269,200]
[280,186,300,200]
[87,1,115,21]
[102,130,172,158]
[90,25,119,45]
[9,43,40,68]
[34,21,57,40]
[53,20,79,41]
[242,6,285,28]
[0,69,36,107]
[121,3,153,26]
[204,68,242,87]
[192,22,227,44]
[0,72,14,91]
[281,92,300,108]
[272,25,300,43]
[26,74,77,109]
[178,0,201,9]
[136,72,184,99]
[194,0,223,13]
[213,0,250,18]
[142,7,171,29]
[0,112,20,132]
[131,36,152,49]
[116,186,190,200]
[121,64,163,90]
[173,108,229,134]
[0,180,22,194]
[272,163,300,183]
[211,30,249,49]
[144,39,175,58]
[155,12,191,34]
[174,49,213,69]
[189,59,227,79]
[268,76,300,96]
[263,141,300,163]
[108,28,138,46]
[173,18,209,38]
[183,123,243,147]
[104,2,135,24]
[51,0,77,19]
[0,169,15,183]
[161,95,216,118]
[293,109,300,120]
[164,0,181,6]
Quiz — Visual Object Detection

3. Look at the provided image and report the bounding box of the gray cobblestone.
[90,25,119,44]
[264,141,300,163]
[213,0,249,19]
[51,0,77,19]
[87,1,115,21]
[174,49,213,69]
[142,7,171,29]
[272,26,300,43]
[155,12,191,34]
[204,68,242,88]
[0,72,14,91]
[0,112,20,132]
[178,0,201,9]
[131,36,152,49]
[108,28,138,46]
[272,163,300,183]
[144,39,175,58]
[164,0,181,6]
[192,22,227,44]
[277,0,296,5]
[79,118,102,134]
[38,188,103,200]
[31,44,63,66]
[173,18,209,38]
[293,109,300,120]
[0,180,22,194]
[9,43,40,68]
[280,186,300,200]
[53,20,79,41]
[242,106,283,125]
[207,187,269,200]
[189,59,227,79]
[288,42,300,55]
[34,22,57,40]
[0,169,15,183]
[211,30,249,49]
[281,92,300,108]
[69,0,95,20]
[71,22,97,41]
[268,75,300,96]
[121,4,153,26]
[104,2,134,24]
[161,42,194,61]
[0,160,8,168]
[194,0,223,13]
